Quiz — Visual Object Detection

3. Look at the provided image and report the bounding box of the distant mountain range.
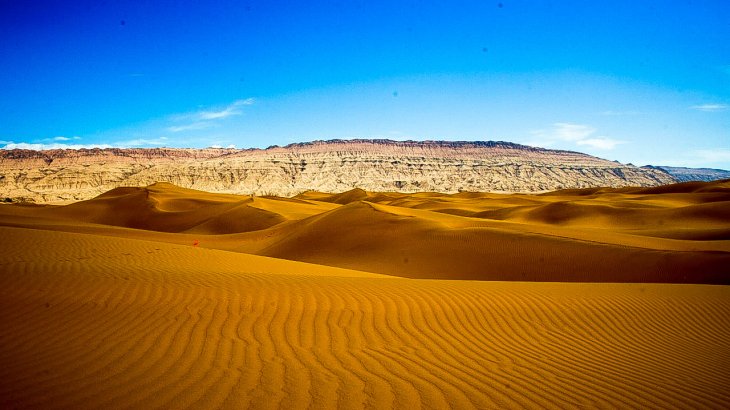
[655,166,730,183]
[0,139,724,203]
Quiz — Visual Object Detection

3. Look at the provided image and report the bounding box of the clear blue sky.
[1,0,729,168]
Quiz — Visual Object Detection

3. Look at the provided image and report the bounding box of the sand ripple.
[1,227,729,409]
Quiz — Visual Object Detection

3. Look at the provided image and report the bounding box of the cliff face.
[0,139,676,202]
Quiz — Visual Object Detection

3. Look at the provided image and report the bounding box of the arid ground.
[1,180,729,408]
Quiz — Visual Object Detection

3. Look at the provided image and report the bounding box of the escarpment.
[0,139,676,203]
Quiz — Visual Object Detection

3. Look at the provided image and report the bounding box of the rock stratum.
[0,139,676,202]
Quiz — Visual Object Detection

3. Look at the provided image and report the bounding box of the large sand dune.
[1,227,729,408]
[1,181,729,408]
[2,180,728,283]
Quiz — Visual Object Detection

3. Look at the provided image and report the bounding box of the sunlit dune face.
[2,180,728,283]
[1,181,729,408]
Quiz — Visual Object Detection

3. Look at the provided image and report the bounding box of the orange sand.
[1,181,729,408]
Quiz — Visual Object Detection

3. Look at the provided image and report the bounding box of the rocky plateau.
[0,139,678,203]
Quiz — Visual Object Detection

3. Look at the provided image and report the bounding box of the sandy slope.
[2,180,727,283]
[1,226,729,409]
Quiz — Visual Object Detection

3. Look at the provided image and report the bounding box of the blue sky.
[1,0,729,168]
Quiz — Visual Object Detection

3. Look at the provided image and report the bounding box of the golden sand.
[1,181,729,408]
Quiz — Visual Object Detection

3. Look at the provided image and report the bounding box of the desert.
[1,179,729,408]
[3,1,730,408]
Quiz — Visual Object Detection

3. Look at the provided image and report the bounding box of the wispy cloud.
[657,148,730,168]
[114,137,169,147]
[173,98,255,122]
[199,99,253,120]
[1,137,169,151]
[167,122,216,133]
[1,98,255,151]
[691,103,728,112]
[693,148,730,163]
[51,136,81,141]
[167,98,255,133]
[1,142,113,150]
[576,137,625,150]
[525,122,625,151]
[553,122,596,141]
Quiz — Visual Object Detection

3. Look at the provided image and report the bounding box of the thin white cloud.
[658,148,730,168]
[114,137,169,147]
[1,137,169,151]
[1,142,113,150]
[167,98,255,133]
[523,123,625,151]
[1,99,255,152]
[691,104,728,112]
[576,137,625,150]
[553,122,596,141]
[178,98,255,121]
[693,148,730,163]
[167,122,216,133]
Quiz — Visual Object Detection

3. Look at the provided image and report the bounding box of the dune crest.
[2,180,728,284]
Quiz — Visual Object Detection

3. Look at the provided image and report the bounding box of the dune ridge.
[2,180,728,284]
[1,226,729,409]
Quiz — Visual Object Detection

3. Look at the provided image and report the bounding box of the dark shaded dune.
[364,192,408,203]
[472,196,730,237]
[633,228,730,241]
[665,201,730,222]
[473,205,534,221]
[627,191,730,205]
[432,208,478,217]
[521,201,645,225]
[538,187,611,197]
[259,195,316,205]
[253,201,730,284]
[539,179,730,197]
[380,197,439,209]
[38,183,286,234]
[621,179,729,195]
[183,202,286,234]
[695,180,730,193]
[317,188,369,204]
[451,191,495,199]
[291,190,330,201]
[520,200,730,230]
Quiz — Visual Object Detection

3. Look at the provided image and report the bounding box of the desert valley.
[1,142,729,408]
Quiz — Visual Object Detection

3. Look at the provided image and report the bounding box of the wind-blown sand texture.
[1,180,729,408]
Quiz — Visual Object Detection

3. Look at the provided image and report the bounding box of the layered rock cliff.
[0,139,676,202]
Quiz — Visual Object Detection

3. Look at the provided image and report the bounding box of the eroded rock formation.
[0,139,676,202]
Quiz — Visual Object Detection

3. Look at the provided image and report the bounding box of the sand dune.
[1,181,729,407]
[1,180,729,283]
[1,226,729,409]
